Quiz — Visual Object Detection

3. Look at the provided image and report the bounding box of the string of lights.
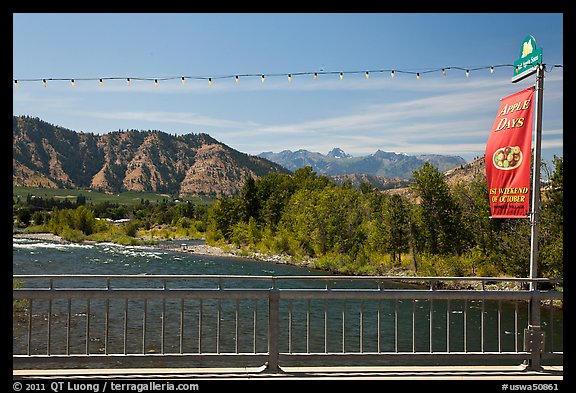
[13,63,563,88]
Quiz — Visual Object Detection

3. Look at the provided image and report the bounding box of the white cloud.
[541,138,564,150]
[76,110,262,130]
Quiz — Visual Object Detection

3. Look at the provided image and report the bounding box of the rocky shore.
[13,232,67,243]
[13,232,309,267]
[158,241,314,268]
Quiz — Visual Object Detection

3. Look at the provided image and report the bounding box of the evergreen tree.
[238,176,259,222]
[411,162,467,255]
[383,194,410,265]
[539,156,563,277]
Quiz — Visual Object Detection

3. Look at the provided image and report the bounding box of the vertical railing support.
[524,289,544,370]
[265,279,281,373]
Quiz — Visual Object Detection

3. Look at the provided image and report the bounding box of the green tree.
[382,194,411,265]
[255,173,296,228]
[278,188,317,256]
[279,185,365,259]
[411,162,467,255]
[493,219,531,276]
[238,176,259,222]
[359,182,375,195]
[124,220,141,237]
[292,166,332,191]
[451,173,505,253]
[539,155,563,277]
[72,205,96,235]
[47,207,72,235]
[206,197,242,242]
[15,207,32,226]
[32,210,46,226]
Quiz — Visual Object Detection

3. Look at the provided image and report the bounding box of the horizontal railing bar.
[13,288,271,300]
[279,353,532,361]
[14,353,269,359]
[12,274,563,284]
[13,288,563,301]
[542,353,564,359]
[14,352,533,362]
[272,276,562,283]
[278,289,562,301]
[13,354,269,369]
[13,274,277,281]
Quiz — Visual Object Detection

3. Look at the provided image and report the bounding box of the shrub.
[111,234,143,246]
[60,228,86,243]
[476,262,501,278]
[314,254,351,273]
[22,224,51,234]
[124,220,141,237]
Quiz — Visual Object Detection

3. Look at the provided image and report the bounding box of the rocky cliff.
[13,116,289,197]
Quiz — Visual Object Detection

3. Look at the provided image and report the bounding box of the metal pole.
[266,281,281,373]
[529,63,544,291]
[525,63,545,371]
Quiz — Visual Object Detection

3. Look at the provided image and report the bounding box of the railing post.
[524,289,545,370]
[265,279,281,373]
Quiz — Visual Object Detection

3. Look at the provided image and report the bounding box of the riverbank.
[13,232,67,243]
[12,232,310,267]
[161,242,316,268]
[13,232,557,295]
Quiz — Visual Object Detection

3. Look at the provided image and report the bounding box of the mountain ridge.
[13,116,289,197]
[258,148,466,179]
[13,116,475,197]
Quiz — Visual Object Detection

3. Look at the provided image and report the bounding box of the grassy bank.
[13,186,214,206]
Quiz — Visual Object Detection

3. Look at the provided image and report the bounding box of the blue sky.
[13,13,563,164]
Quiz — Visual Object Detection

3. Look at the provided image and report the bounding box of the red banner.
[485,87,534,218]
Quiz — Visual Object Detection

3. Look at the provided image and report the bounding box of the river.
[13,237,315,276]
[13,237,562,368]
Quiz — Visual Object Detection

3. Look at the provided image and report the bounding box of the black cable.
[13,64,562,85]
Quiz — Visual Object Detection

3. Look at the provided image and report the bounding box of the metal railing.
[13,275,563,372]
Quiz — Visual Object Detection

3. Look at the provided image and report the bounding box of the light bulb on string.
[15,63,531,92]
